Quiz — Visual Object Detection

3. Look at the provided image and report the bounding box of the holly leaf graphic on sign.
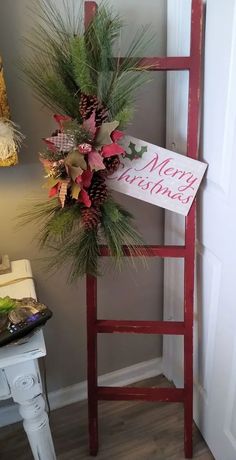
[126,141,148,161]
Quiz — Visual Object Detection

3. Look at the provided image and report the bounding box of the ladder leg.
[184,389,193,459]
[86,274,98,456]
[184,367,193,459]
[184,1,203,454]
[184,205,195,458]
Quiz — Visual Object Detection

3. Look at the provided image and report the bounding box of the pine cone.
[79,94,99,120]
[79,93,108,127]
[88,174,108,206]
[95,106,108,127]
[81,207,101,230]
[103,155,121,175]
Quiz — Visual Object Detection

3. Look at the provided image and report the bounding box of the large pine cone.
[81,207,101,230]
[79,94,98,119]
[88,173,108,207]
[103,155,121,176]
[95,105,108,127]
[79,93,108,127]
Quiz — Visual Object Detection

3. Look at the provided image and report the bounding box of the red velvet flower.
[111,130,124,143]
[102,143,125,158]
[49,183,60,197]
[53,114,72,131]
[88,150,105,170]
[78,189,92,208]
[76,170,93,188]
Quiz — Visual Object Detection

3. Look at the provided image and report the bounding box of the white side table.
[0,260,56,460]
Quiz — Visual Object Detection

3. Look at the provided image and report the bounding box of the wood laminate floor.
[0,375,214,460]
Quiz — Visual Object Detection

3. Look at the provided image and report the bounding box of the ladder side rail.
[184,0,203,458]
[86,274,98,455]
[84,4,100,455]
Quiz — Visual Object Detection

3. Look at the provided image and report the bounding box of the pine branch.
[20,54,80,116]
[101,197,146,268]
[20,0,154,125]
[70,36,96,95]
[68,229,100,280]
[17,199,60,227]
[39,205,81,247]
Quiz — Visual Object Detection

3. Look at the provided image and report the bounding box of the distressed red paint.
[85,1,203,458]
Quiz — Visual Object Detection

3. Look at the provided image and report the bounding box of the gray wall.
[0,0,166,392]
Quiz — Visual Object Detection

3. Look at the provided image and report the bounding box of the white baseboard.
[0,357,162,428]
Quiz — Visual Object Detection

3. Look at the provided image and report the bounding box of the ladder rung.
[97,386,185,402]
[99,245,186,258]
[136,56,191,70]
[96,320,185,335]
[116,56,191,71]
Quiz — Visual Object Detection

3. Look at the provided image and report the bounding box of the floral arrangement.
[20,0,152,280]
[41,111,125,215]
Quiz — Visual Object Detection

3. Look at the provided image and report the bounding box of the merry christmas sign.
[108,135,207,216]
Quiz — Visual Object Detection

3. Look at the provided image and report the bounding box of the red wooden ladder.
[85,1,203,457]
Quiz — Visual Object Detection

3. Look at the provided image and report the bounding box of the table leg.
[18,394,56,460]
[4,359,56,460]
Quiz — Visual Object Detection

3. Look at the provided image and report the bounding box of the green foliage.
[20,0,154,125]
[18,199,60,227]
[20,0,82,116]
[84,7,154,120]
[101,197,145,267]
[63,120,94,144]
[0,297,17,314]
[20,57,80,116]
[18,200,98,280]
[70,36,95,95]
[44,74,79,117]
[84,6,122,102]
[18,195,146,280]
[68,229,100,280]
[39,204,81,247]
[115,107,134,128]
[40,150,66,162]
[44,226,100,281]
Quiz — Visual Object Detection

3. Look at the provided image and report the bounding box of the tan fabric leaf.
[44,177,59,189]
[71,183,81,200]
[95,121,119,148]
[65,150,87,182]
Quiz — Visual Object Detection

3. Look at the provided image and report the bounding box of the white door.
[164,1,236,459]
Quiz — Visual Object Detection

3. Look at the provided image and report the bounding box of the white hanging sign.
[108,135,207,216]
